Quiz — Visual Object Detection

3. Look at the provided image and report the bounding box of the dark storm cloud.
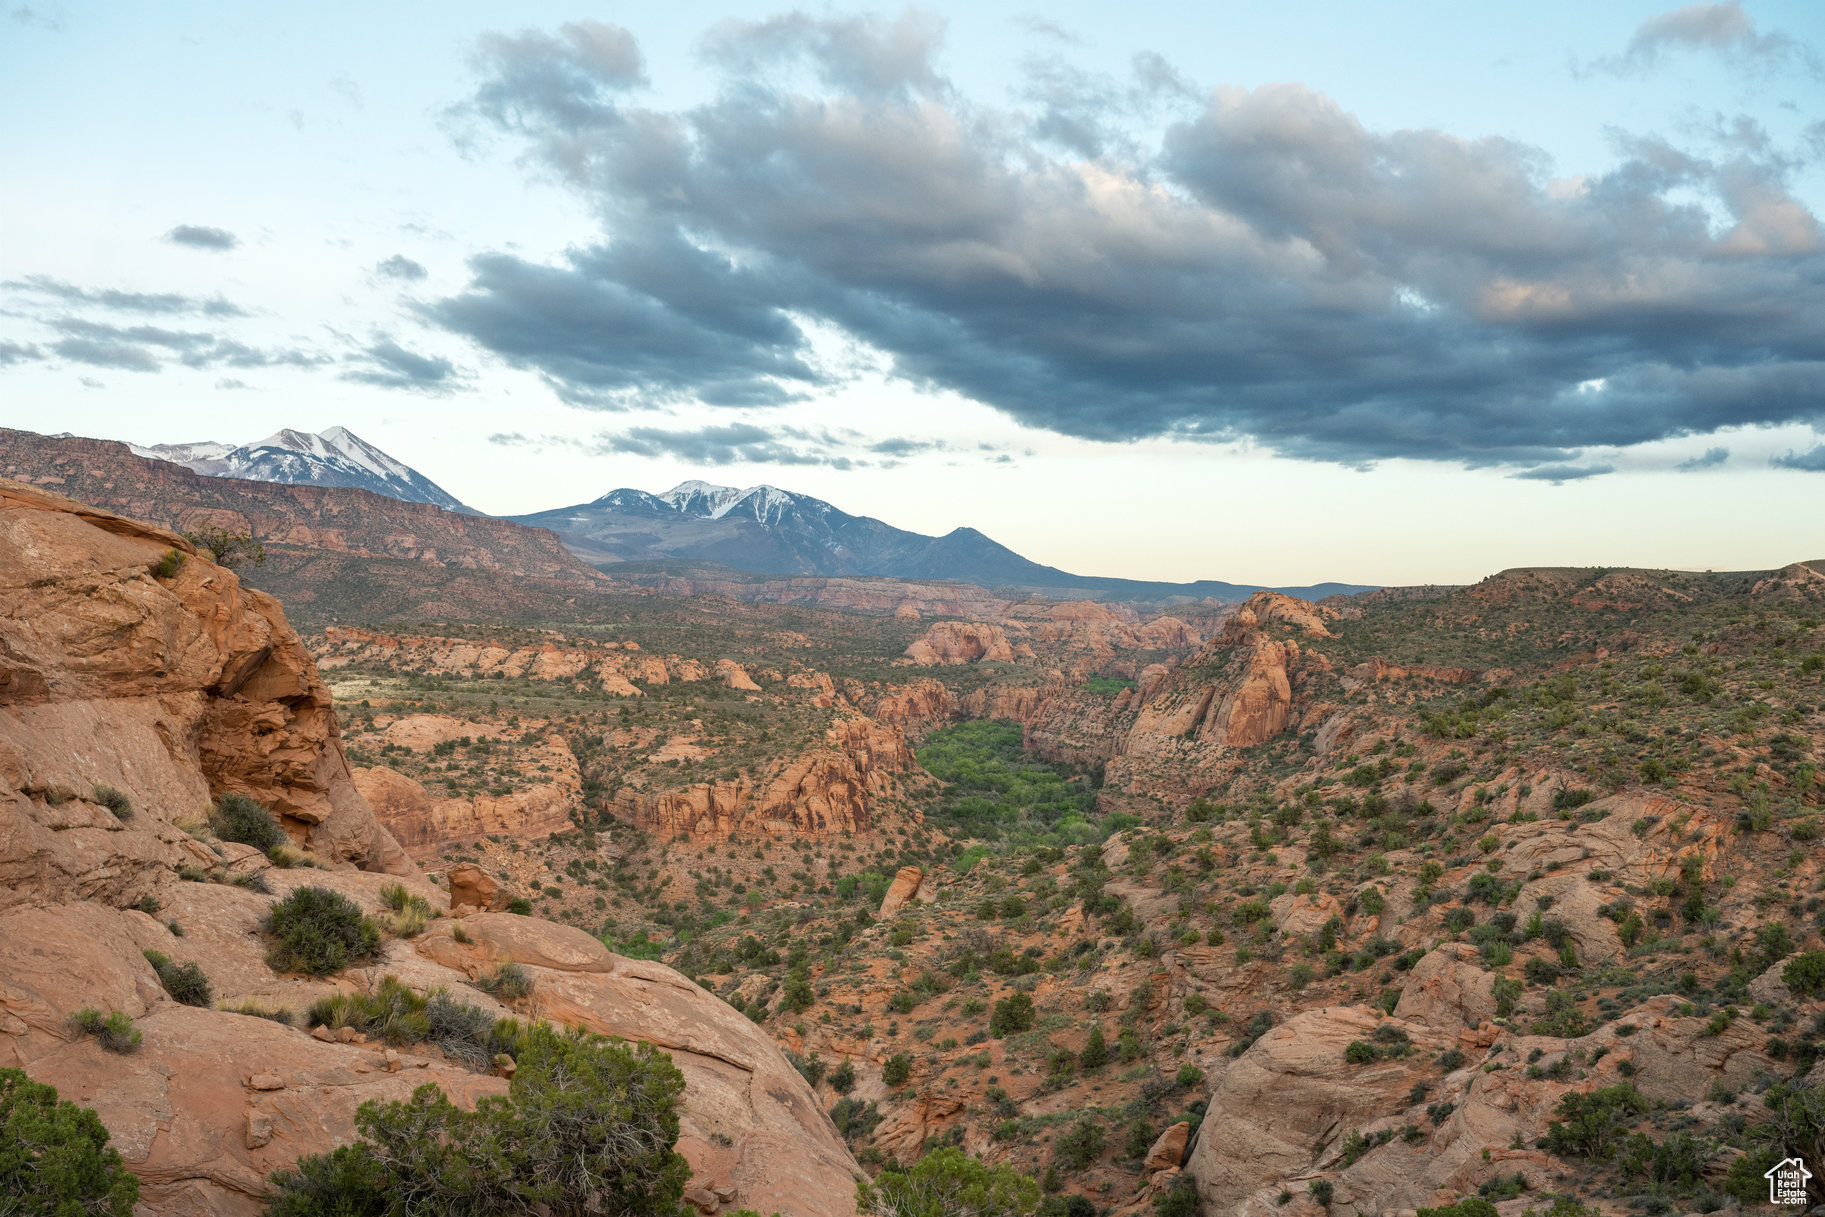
[4,275,246,316]
[343,339,458,390]
[1677,446,1730,469]
[428,246,820,407]
[1591,2,1818,77]
[165,225,239,250]
[1771,444,1825,472]
[375,255,428,281]
[436,15,1825,469]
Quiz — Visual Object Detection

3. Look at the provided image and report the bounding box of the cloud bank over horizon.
[421,8,1825,474]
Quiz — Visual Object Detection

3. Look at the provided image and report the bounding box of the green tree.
[857,1145,1040,1217]
[266,1025,690,1217]
[990,993,1035,1037]
[1783,950,1825,999]
[1541,1083,1648,1159]
[1054,1118,1105,1171]
[1078,1026,1107,1071]
[0,1068,140,1217]
[181,525,266,569]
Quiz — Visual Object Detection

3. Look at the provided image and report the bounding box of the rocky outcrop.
[610,712,913,840]
[903,622,1029,666]
[878,866,938,918]
[0,478,410,903]
[317,627,667,694]
[350,715,582,858]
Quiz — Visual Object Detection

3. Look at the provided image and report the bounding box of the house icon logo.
[1765,1156,1811,1206]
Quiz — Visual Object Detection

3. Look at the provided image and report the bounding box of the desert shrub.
[1176,1063,1204,1089]
[151,549,186,579]
[212,793,286,853]
[1531,990,1592,1039]
[221,1000,295,1026]
[423,992,500,1068]
[829,1097,881,1145]
[67,1008,140,1054]
[883,1053,912,1087]
[1614,1129,1709,1189]
[1784,950,1825,999]
[829,1060,857,1094]
[1344,1040,1377,1065]
[1079,1026,1108,1070]
[0,1068,140,1216]
[857,1144,1038,1217]
[506,897,533,915]
[93,785,132,821]
[265,886,380,976]
[1310,1179,1335,1208]
[1054,1117,1105,1170]
[1154,1176,1199,1217]
[143,949,212,1006]
[476,962,534,1000]
[1541,1082,1647,1158]
[797,1053,828,1088]
[264,1023,689,1217]
[1416,1200,1497,1217]
[990,993,1035,1037]
[180,525,264,569]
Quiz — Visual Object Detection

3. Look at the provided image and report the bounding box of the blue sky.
[2,1,1822,585]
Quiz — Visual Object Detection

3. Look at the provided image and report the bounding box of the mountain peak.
[130,426,472,513]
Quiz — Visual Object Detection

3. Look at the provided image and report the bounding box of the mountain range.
[123,427,1373,602]
[129,426,473,513]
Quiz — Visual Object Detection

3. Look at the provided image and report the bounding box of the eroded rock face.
[0,478,410,907]
[903,621,1029,666]
[352,717,580,859]
[609,711,913,840]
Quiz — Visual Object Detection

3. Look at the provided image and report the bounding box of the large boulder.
[0,478,411,906]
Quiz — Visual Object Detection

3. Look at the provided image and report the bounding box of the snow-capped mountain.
[512,480,1375,601]
[129,427,472,513]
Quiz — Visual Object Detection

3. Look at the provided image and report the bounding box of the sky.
[2,1,1823,587]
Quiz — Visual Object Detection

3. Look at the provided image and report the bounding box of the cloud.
[1677,445,1730,469]
[214,377,250,390]
[434,16,1825,468]
[868,436,949,457]
[5,275,245,316]
[1510,463,1617,484]
[39,318,324,372]
[1591,2,1818,77]
[342,339,459,390]
[600,421,861,468]
[165,225,238,250]
[376,255,428,281]
[53,336,160,371]
[1771,444,1825,472]
[0,340,41,365]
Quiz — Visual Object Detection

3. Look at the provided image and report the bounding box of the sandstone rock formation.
[0,479,865,1217]
[903,621,1028,665]
[610,711,913,840]
[350,716,582,858]
[0,478,410,895]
